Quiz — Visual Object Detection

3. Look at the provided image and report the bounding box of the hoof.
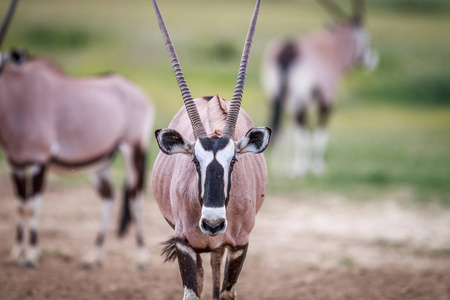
[220,285,236,300]
[8,245,24,263]
[20,260,37,269]
[81,248,103,269]
[79,261,101,270]
[134,248,149,271]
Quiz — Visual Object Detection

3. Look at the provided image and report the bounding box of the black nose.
[201,219,226,234]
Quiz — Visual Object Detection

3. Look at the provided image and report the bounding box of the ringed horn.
[152,0,262,141]
[0,0,19,49]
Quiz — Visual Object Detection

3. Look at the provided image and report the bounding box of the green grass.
[0,0,449,205]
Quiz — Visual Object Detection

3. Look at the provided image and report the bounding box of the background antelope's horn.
[0,0,19,49]
[222,0,261,140]
[151,0,207,139]
[317,0,348,23]
[352,0,365,25]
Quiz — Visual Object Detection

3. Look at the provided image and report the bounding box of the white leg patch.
[183,287,199,300]
[24,246,40,267]
[176,243,196,261]
[82,246,103,267]
[119,143,137,188]
[135,246,149,270]
[311,128,328,176]
[292,126,311,177]
[229,249,244,260]
[99,199,113,234]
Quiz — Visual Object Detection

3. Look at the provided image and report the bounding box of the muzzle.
[199,206,227,236]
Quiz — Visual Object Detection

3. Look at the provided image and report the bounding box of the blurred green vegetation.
[0,0,449,205]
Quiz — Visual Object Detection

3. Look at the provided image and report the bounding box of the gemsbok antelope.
[262,0,378,177]
[0,0,154,268]
[151,0,271,299]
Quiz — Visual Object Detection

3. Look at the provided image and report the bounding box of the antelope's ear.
[155,129,194,156]
[236,127,272,155]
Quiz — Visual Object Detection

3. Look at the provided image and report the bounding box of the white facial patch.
[200,206,227,223]
[194,141,214,198]
[215,140,235,197]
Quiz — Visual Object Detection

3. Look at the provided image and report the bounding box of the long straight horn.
[151,0,207,140]
[0,0,19,49]
[317,0,348,22]
[352,0,364,25]
[222,0,261,140]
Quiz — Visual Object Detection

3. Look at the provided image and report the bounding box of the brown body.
[152,96,267,250]
[261,3,378,177]
[150,1,270,298]
[0,54,153,268]
[0,58,152,165]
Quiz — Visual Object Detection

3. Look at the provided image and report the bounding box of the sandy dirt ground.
[1,173,450,300]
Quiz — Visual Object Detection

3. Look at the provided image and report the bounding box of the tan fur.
[0,58,153,165]
[152,95,267,250]
[263,23,368,106]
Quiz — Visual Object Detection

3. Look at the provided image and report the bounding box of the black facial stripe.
[226,163,234,206]
[203,160,225,208]
[199,137,230,154]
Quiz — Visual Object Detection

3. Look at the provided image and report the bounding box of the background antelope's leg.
[19,164,47,268]
[120,144,148,268]
[292,106,310,177]
[211,247,225,300]
[196,253,204,298]
[176,241,199,300]
[220,244,248,300]
[82,163,114,268]
[9,168,27,263]
[311,96,332,176]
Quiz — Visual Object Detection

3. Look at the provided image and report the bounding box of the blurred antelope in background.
[0,0,154,268]
[151,0,271,299]
[262,0,378,177]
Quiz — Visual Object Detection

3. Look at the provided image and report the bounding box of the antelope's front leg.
[176,241,199,300]
[220,244,248,300]
[211,247,225,300]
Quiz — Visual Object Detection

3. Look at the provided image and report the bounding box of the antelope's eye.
[230,157,237,166]
[193,158,199,166]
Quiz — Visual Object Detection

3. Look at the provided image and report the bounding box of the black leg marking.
[133,145,147,196]
[318,103,332,127]
[97,177,114,199]
[118,185,132,236]
[312,88,332,127]
[270,94,284,142]
[177,241,198,297]
[11,173,27,202]
[295,107,307,126]
[95,234,105,247]
[31,165,47,197]
[16,225,23,243]
[29,229,38,246]
[221,244,249,298]
[118,146,147,236]
[137,234,144,248]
